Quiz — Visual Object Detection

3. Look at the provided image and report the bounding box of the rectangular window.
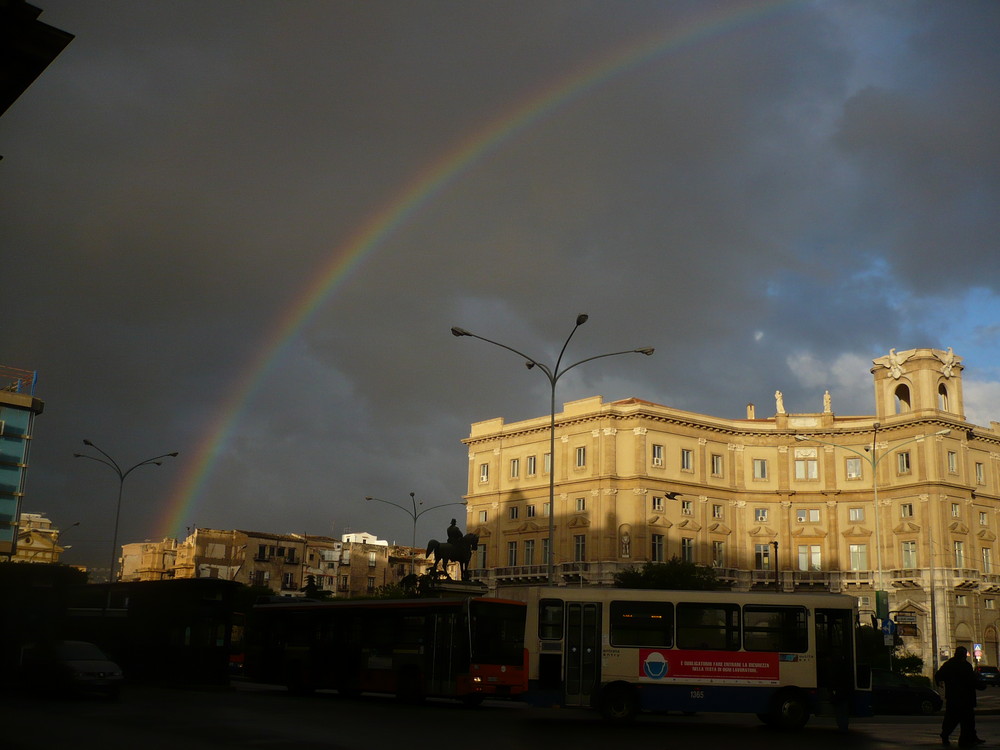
[366,576,375,594]
[901,541,917,568]
[754,508,768,523]
[339,575,348,590]
[676,602,740,651]
[984,547,993,574]
[952,502,961,518]
[977,462,985,484]
[524,539,535,566]
[955,540,966,568]
[544,453,551,474]
[538,598,564,640]
[574,534,586,561]
[754,543,772,570]
[526,504,536,518]
[712,504,723,519]
[794,457,818,480]
[797,544,821,571]
[507,541,517,566]
[509,506,519,520]
[987,599,996,611]
[510,458,519,478]
[846,457,863,479]
[651,534,665,562]
[957,594,968,607]
[576,497,586,512]
[542,538,550,564]
[681,500,693,516]
[681,537,694,563]
[753,458,768,480]
[527,455,537,476]
[849,543,868,571]
[897,451,911,474]
[712,541,725,566]
[711,454,723,476]
[948,451,957,473]
[652,496,664,512]
[981,511,988,526]
[849,507,865,522]
[368,551,376,567]
[610,600,673,648]
[479,463,489,483]
[282,572,295,589]
[681,448,693,471]
[575,446,586,468]
[543,502,550,517]
[901,503,914,518]
[652,444,664,467]
[478,510,488,523]
[743,605,808,653]
[796,508,820,523]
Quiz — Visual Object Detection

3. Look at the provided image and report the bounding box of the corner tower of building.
[872,347,964,421]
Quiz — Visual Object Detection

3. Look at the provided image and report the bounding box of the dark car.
[977,665,1000,686]
[871,669,943,715]
[20,640,124,699]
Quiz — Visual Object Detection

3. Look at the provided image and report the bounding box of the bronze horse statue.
[426,532,479,581]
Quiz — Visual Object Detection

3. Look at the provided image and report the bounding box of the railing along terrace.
[0,365,37,396]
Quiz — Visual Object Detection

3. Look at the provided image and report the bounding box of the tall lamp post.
[365,492,466,575]
[795,426,949,620]
[452,314,654,584]
[74,439,178,587]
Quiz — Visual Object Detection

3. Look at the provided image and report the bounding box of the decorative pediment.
[791,525,827,538]
[949,520,970,534]
[893,521,922,534]
[472,526,491,538]
[841,525,872,538]
[708,522,732,536]
[748,525,776,537]
[677,518,702,532]
[567,515,591,529]
[978,529,998,543]
[649,515,673,529]
[512,520,544,535]
[895,599,929,615]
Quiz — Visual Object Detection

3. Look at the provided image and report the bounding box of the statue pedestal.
[424,578,489,597]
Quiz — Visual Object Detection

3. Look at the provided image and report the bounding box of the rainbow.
[155,0,800,538]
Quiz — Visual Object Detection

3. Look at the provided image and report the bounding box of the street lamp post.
[452,314,654,584]
[364,493,466,575]
[795,426,949,616]
[74,440,178,587]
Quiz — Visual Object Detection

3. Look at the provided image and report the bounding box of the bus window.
[610,600,673,648]
[539,599,564,640]
[743,605,808,653]
[676,602,740,650]
[470,601,525,665]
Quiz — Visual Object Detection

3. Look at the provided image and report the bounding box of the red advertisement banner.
[639,649,779,682]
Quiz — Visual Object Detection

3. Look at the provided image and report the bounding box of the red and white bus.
[245,596,527,704]
[515,586,871,728]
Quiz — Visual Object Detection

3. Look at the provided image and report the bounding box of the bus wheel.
[600,683,638,722]
[769,690,809,730]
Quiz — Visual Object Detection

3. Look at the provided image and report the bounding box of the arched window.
[938,383,950,411]
[894,384,911,413]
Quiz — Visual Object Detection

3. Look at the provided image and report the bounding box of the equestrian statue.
[426,519,478,581]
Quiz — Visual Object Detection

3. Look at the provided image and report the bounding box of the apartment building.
[462,347,1000,671]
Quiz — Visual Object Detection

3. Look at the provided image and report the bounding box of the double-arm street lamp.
[452,314,654,584]
[74,439,178,586]
[365,492,467,574]
[795,425,950,607]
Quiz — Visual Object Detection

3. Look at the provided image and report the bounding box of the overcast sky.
[4,0,999,573]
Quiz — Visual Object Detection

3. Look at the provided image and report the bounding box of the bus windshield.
[470,600,525,665]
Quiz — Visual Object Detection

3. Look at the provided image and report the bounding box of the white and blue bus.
[515,586,871,729]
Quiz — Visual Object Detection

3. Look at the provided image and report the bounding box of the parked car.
[19,640,124,699]
[976,665,1000,686]
[871,669,942,715]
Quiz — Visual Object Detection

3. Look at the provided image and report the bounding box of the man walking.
[936,647,986,747]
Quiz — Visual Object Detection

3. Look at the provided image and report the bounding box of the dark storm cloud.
[3,1,998,569]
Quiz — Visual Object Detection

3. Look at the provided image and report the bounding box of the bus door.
[815,607,867,712]
[564,601,601,706]
[427,610,461,696]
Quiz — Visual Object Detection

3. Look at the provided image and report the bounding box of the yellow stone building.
[462,347,1000,671]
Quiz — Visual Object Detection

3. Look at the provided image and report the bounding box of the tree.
[613,558,719,590]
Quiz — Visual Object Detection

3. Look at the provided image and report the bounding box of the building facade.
[0,366,43,559]
[462,347,1000,672]
[119,527,440,598]
[11,513,68,564]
